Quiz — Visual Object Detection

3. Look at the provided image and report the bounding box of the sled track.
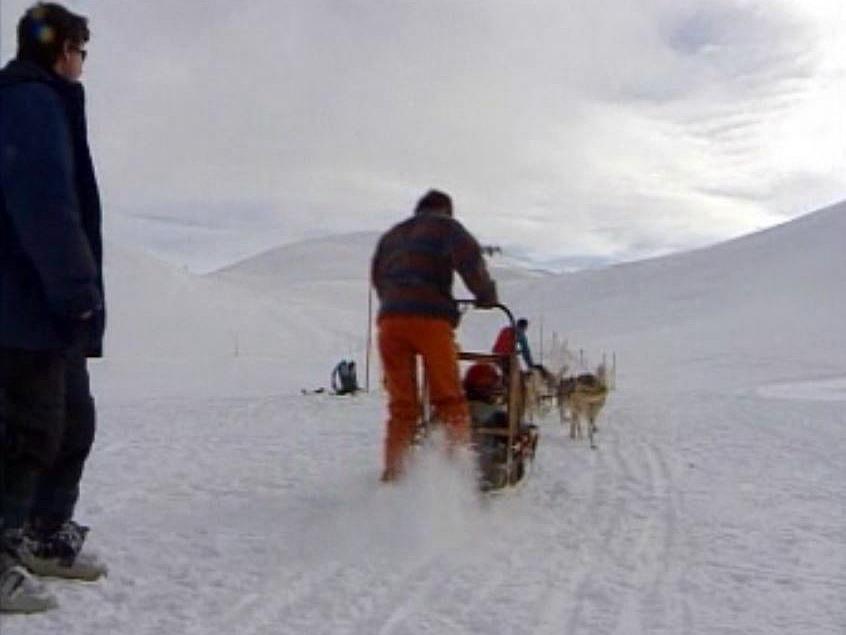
[212,560,348,635]
[211,525,490,634]
[530,406,691,635]
[86,387,846,634]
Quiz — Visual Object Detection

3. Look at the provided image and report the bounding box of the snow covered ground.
[3,203,845,634]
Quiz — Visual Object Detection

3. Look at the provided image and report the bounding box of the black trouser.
[31,351,96,533]
[0,348,95,538]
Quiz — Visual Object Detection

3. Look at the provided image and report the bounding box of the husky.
[557,364,609,449]
[519,365,558,422]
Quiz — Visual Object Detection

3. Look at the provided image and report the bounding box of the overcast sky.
[2,0,845,271]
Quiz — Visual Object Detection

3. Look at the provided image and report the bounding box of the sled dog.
[557,364,608,449]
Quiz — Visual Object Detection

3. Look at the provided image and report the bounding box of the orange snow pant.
[377,315,471,478]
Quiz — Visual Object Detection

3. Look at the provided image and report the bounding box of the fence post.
[365,284,373,392]
[539,316,544,366]
[612,352,617,390]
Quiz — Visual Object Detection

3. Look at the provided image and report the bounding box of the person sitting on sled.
[464,361,538,443]
[462,362,507,428]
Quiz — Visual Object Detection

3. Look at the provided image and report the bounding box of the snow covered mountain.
[8,202,844,635]
[508,200,846,391]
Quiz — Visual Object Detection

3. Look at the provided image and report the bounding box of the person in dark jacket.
[371,189,498,482]
[0,3,106,612]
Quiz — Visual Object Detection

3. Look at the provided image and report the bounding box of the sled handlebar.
[456,300,516,329]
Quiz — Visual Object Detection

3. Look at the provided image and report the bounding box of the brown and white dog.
[557,364,609,449]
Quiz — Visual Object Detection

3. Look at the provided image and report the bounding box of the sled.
[415,301,539,492]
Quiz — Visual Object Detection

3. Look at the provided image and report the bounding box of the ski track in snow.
[3,382,845,635]
[529,401,687,635]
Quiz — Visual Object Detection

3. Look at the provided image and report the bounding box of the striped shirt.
[371,210,498,325]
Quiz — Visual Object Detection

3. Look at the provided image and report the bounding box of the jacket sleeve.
[517,331,535,367]
[449,221,498,306]
[0,84,101,320]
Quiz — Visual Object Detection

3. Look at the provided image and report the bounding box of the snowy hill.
[215,229,549,287]
[99,242,374,398]
[215,231,379,284]
[506,201,846,391]
[7,203,844,635]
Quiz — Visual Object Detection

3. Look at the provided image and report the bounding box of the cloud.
[3,0,844,270]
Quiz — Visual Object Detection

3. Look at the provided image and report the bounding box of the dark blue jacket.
[0,60,104,356]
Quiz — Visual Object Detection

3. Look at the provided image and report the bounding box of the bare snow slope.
[4,203,844,635]
[506,201,846,391]
[102,239,377,397]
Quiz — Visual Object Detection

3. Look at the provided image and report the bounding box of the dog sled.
[415,301,539,492]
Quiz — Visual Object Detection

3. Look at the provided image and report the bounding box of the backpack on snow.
[332,360,359,395]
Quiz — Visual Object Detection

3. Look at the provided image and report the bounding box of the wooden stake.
[365,284,373,392]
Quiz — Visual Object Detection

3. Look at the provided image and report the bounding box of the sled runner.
[415,301,539,492]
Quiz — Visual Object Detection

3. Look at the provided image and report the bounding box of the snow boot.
[0,547,58,614]
[22,520,107,581]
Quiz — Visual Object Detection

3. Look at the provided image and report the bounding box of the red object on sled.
[463,362,501,398]
[492,326,516,357]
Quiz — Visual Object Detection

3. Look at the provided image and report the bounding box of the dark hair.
[17,3,89,70]
[415,189,453,216]
[517,318,529,329]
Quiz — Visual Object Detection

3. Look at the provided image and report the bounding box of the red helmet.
[463,363,501,398]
